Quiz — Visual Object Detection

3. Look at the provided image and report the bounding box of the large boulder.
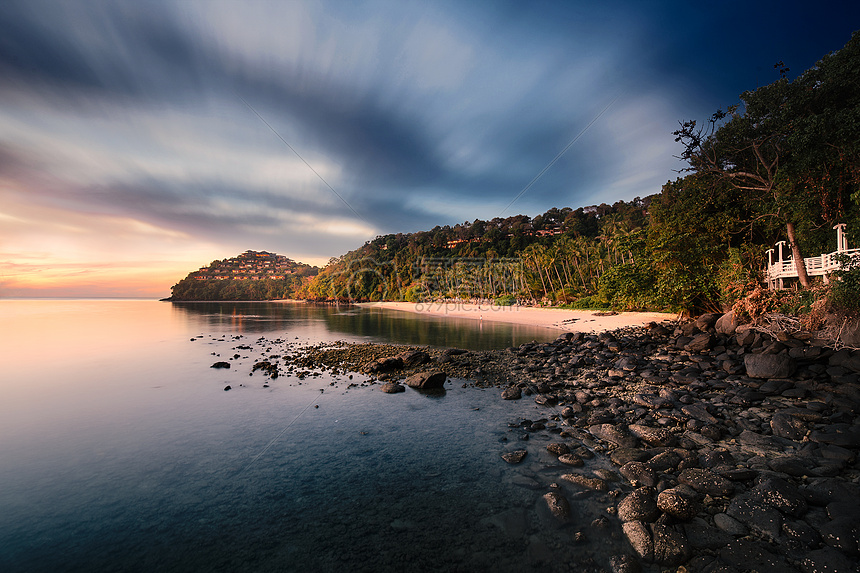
[715,310,742,335]
[404,370,447,389]
[744,353,796,378]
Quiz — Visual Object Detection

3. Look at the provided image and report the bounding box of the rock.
[620,461,657,487]
[714,512,747,535]
[647,450,682,472]
[608,554,641,573]
[395,350,429,367]
[726,493,783,541]
[801,546,857,573]
[628,424,677,447]
[744,353,796,378]
[719,539,787,573]
[404,370,446,389]
[542,490,572,521]
[657,488,698,521]
[696,312,722,330]
[685,332,715,353]
[650,523,692,566]
[558,453,584,466]
[611,448,651,466]
[546,442,570,456]
[223,385,231,391]
[588,423,639,448]
[211,361,231,369]
[380,382,405,393]
[683,522,733,550]
[368,356,404,373]
[501,450,527,464]
[622,521,653,562]
[771,413,807,440]
[715,311,742,335]
[752,477,808,517]
[617,486,659,523]
[819,517,860,556]
[561,473,609,491]
[501,386,522,400]
[678,468,733,497]
[681,403,719,424]
[782,519,821,548]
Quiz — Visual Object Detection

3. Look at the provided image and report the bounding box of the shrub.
[829,254,860,313]
[494,295,516,306]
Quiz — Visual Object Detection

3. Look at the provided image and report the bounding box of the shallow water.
[0,300,628,572]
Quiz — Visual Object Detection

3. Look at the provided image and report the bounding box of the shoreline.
[360,301,676,333]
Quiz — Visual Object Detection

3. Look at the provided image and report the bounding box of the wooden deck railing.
[766,247,860,282]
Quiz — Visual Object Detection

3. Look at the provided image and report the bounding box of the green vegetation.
[169,34,860,315]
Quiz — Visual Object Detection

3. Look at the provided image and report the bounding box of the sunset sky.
[2,0,859,298]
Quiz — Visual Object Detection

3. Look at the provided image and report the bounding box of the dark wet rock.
[657,488,699,521]
[681,403,719,424]
[633,393,673,409]
[368,355,404,373]
[648,450,683,472]
[622,520,653,562]
[501,450,527,464]
[558,453,584,466]
[752,477,808,517]
[380,382,405,393]
[802,478,860,507]
[809,426,860,449]
[726,493,783,541]
[628,424,677,447]
[534,394,557,406]
[771,413,808,440]
[819,517,860,556]
[620,461,657,487]
[546,442,570,456]
[395,350,429,368]
[713,512,747,535]
[561,473,609,491]
[719,539,789,573]
[744,353,796,378]
[800,546,857,573]
[404,370,446,389]
[782,519,822,548]
[699,449,734,468]
[618,486,659,523]
[683,521,733,550]
[589,423,639,448]
[542,490,572,522]
[717,467,758,481]
[650,523,692,566]
[679,468,733,497]
[501,386,522,400]
[612,447,651,466]
[608,554,641,573]
[211,361,231,369]
[768,455,817,477]
[685,332,715,353]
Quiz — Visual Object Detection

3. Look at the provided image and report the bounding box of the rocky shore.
[221,312,860,572]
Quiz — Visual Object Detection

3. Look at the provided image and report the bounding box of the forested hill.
[167,250,318,301]
[169,32,860,314]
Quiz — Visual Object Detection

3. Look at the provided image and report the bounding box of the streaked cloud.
[1,0,857,296]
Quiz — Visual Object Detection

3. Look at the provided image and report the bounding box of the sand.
[361,301,675,333]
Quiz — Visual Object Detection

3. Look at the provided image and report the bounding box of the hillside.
[167,250,319,301]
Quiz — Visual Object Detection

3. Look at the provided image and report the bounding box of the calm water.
[0,300,627,572]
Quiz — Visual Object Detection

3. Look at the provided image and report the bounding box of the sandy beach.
[362,301,675,332]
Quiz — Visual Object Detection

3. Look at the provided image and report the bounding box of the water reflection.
[169,302,557,350]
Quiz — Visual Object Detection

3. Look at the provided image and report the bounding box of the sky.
[1,0,859,298]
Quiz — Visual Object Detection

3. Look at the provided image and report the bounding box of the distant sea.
[0,300,627,572]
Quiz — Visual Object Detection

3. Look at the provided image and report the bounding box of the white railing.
[766,247,860,282]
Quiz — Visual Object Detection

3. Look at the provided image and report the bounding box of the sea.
[0,299,629,572]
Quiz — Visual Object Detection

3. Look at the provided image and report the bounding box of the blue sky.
[1,0,858,296]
